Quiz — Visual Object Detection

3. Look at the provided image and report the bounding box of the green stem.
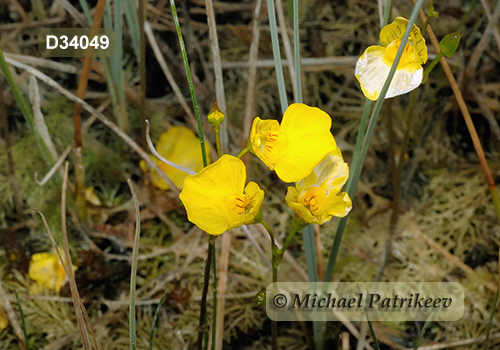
[237,147,249,159]
[423,52,445,79]
[260,219,278,350]
[211,238,217,350]
[214,127,222,158]
[276,227,299,265]
[197,236,216,350]
[169,0,208,167]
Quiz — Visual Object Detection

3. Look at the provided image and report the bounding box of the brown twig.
[314,224,325,281]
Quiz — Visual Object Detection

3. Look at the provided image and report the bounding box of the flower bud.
[439,32,461,58]
[207,102,225,129]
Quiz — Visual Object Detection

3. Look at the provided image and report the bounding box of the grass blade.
[413,307,439,349]
[293,0,302,104]
[266,0,288,114]
[13,289,29,350]
[148,290,169,350]
[169,0,208,167]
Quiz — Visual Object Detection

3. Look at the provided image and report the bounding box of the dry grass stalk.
[61,161,97,349]
[205,0,228,151]
[242,0,264,174]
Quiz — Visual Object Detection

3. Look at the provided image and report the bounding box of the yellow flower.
[140,126,211,190]
[248,103,337,183]
[355,17,428,101]
[29,251,76,293]
[285,148,352,225]
[179,155,264,235]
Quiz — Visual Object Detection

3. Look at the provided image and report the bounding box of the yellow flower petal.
[141,126,211,190]
[380,17,409,47]
[248,117,281,170]
[29,251,76,293]
[248,104,337,183]
[179,155,264,235]
[285,151,352,225]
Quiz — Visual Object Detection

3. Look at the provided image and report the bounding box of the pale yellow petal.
[386,65,423,99]
[355,45,423,101]
[355,46,391,101]
[286,149,352,225]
